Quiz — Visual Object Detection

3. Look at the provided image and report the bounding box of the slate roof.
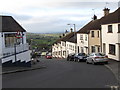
[54,32,77,44]
[77,7,120,34]
[67,33,77,43]
[77,19,101,34]
[100,7,120,25]
[1,16,26,32]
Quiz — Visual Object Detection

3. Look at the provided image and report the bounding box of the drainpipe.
[88,33,90,54]
[100,29,102,53]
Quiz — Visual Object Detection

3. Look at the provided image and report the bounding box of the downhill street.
[2,57,118,88]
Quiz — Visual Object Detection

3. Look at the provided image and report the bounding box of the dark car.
[67,53,75,61]
[74,53,87,62]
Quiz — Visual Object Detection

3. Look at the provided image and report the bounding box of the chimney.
[103,8,110,16]
[93,14,97,20]
[70,28,73,32]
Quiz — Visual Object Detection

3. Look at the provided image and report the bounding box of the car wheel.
[86,61,89,64]
[74,58,76,62]
[92,60,96,65]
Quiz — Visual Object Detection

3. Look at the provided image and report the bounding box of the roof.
[77,7,120,34]
[53,32,77,44]
[77,19,101,34]
[67,33,77,43]
[101,7,120,25]
[1,16,26,32]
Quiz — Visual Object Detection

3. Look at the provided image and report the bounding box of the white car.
[86,53,109,65]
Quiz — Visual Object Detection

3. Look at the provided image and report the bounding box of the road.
[2,57,118,88]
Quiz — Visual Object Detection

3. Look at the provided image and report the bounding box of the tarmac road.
[2,57,118,88]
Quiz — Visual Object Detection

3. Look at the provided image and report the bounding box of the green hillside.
[26,33,61,52]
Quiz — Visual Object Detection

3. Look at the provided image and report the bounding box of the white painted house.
[77,33,88,54]
[77,15,101,54]
[52,32,77,58]
[0,16,31,67]
[101,7,120,61]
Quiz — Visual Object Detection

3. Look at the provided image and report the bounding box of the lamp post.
[67,24,77,54]
[14,31,23,65]
[67,24,76,32]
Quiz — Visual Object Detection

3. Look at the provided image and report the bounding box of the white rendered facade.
[77,33,88,54]
[1,32,31,66]
[102,23,120,61]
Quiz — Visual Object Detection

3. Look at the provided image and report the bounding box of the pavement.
[1,60,46,75]
[104,59,120,85]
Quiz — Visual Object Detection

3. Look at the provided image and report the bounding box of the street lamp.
[67,24,77,54]
[67,24,76,32]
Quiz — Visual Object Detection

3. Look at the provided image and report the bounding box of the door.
[103,43,106,54]
[78,46,79,53]
[119,46,120,61]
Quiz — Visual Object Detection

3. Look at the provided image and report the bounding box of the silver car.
[86,53,108,65]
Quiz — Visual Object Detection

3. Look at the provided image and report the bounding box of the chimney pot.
[70,28,73,32]
[103,8,110,16]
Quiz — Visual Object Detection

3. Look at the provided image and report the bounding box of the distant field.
[26,33,61,51]
[27,33,61,37]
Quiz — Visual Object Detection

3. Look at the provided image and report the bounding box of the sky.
[0,0,120,33]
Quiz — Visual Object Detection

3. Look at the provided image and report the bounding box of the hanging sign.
[16,31,23,39]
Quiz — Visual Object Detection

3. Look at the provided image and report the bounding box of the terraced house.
[101,7,120,61]
[52,7,120,61]
[77,7,120,61]
[0,16,31,67]
[77,15,101,54]
[52,31,77,58]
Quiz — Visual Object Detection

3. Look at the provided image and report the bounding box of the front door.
[119,46,120,61]
[103,43,106,54]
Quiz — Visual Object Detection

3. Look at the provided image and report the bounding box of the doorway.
[103,43,106,54]
[119,45,120,61]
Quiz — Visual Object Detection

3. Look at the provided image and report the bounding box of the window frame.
[91,31,94,37]
[118,24,120,33]
[97,31,99,38]
[109,44,116,55]
[80,35,83,40]
[108,25,113,33]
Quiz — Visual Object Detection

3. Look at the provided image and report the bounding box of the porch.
[2,43,29,58]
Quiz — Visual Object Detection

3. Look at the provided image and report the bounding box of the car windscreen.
[78,53,85,56]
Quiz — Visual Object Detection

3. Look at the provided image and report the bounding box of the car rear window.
[95,53,105,56]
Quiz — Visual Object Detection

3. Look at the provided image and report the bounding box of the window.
[118,24,120,33]
[91,46,95,53]
[80,35,83,40]
[85,35,87,41]
[109,44,115,55]
[91,31,94,37]
[98,47,100,52]
[5,33,22,47]
[78,46,80,53]
[97,31,99,38]
[108,25,112,33]
[81,47,84,53]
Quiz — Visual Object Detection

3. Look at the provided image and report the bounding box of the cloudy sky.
[0,0,120,33]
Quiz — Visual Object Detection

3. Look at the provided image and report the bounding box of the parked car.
[67,53,75,61]
[74,53,87,62]
[86,53,108,65]
[45,55,52,59]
